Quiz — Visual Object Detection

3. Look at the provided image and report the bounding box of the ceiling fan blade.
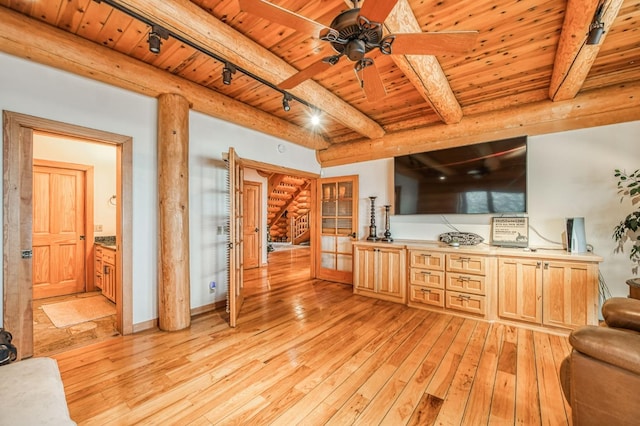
[358,63,387,102]
[238,0,329,37]
[358,0,400,23]
[278,59,334,90]
[390,31,479,56]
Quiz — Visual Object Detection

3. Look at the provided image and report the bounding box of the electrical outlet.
[95,224,103,232]
[209,281,216,293]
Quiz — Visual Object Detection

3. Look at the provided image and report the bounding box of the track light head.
[222,63,236,85]
[282,93,292,112]
[147,25,169,54]
[586,2,606,45]
[587,21,604,45]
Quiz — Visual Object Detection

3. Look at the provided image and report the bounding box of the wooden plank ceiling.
[0,0,638,166]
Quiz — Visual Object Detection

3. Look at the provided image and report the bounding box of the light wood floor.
[53,248,572,425]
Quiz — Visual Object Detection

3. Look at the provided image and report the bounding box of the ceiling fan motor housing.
[329,8,382,61]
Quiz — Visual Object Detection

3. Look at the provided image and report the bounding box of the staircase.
[267,174,310,244]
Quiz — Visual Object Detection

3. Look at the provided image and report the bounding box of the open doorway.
[31,134,119,355]
[2,111,133,359]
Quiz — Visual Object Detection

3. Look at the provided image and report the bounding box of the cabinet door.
[377,247,406,302]
[498,258,542,324]
[543,261,598,328]
[353,246,376,293]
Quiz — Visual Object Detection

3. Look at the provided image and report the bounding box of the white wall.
[0,52,320,327]
[33,133,117,236]
[323,121,640,298]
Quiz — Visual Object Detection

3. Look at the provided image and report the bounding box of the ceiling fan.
[238,0,478,101]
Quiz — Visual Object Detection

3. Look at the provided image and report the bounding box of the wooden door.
[226,148,244,327]
[314,175,358,284]
[243,181,261,269]
[32,162,86,299]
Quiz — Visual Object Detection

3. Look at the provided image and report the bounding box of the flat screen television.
[393,136,527,215]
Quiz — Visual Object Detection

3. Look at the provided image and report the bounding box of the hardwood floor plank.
[515,328,542,425]
[489,325,518,424]
[51,249,571,425]
[533,331,570,425]
[433,320,491,425]
[461,323,505,425]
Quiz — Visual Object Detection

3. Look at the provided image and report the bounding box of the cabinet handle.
[421,271,431,276]
[421,288,431,294]
[543,262,549,270]
[458,276,471,282]
[457,294,471,301]
[103,265,109,274]
[536,261,542,268]
[459,257,470,262]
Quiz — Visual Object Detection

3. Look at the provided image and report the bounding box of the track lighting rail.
[94,0,316,112]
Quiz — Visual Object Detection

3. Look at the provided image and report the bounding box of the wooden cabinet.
[94,243,116,303]
[498,257,599,329]
[408,250,445,309]
[408,250,488,317]
[354,241,601,331]
[444,254,487,317]
[353,243,406,304]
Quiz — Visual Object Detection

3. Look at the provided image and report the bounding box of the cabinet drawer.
[409,285,445,308]
[409,251,445,270]
[446,254,486,275]
[446,272,486,295]
[409,268,445,288]
[102,248,116,264]
[445,291,486,316]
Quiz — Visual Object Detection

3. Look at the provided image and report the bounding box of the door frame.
[33,159,95,297]
[2,111,133,358]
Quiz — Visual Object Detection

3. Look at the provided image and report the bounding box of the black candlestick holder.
[367,196,378,241]
[381,205,393,242]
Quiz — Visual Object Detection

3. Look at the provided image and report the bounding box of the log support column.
[157,93,191,331]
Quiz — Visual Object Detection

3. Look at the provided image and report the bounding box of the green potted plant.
[613,169,640,274]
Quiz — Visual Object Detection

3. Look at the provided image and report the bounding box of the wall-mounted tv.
[394,136,527,215]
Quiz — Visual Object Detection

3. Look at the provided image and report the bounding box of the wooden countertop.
[353,239,603,262]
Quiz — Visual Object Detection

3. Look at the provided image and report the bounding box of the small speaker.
[566,217,587,253]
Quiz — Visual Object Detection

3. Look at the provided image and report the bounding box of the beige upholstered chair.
[560,297,640,426]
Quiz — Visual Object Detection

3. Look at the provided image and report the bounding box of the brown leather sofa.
[560,297,640,426]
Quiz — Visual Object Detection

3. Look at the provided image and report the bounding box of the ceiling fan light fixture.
[222,63,236,85]
[345,39,367,62]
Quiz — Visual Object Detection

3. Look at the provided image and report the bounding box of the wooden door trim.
[3,111,133,358]
[33,159,95,292]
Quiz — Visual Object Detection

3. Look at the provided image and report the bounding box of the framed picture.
[491,217,529,247]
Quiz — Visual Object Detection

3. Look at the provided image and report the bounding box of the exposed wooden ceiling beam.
[317,81,640,166]
[549,0,624,101]
[0,6,329,150]
[111,0,385,140]
[383,0,464,124]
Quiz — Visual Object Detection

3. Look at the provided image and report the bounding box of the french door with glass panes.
[315,175,358,284]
